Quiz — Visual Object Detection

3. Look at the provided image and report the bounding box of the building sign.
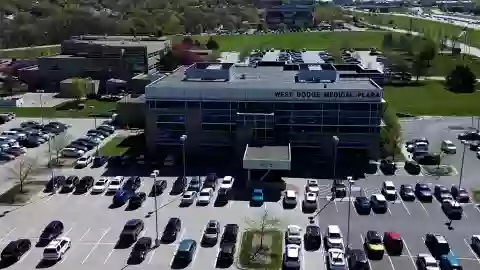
[274,91,381,99]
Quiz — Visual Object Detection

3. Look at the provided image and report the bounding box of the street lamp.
[150,169,160,246]
[89,106,99,155]
[332,136,339,179]
[458,142,467,189]
[36,90,44,125]
[346,176,355,253]
[180,135,187,181]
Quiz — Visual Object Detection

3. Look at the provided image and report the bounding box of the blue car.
[439,252,462,270]
[92,156,109,167]
[251,189,264,204]
[113,190,133,206]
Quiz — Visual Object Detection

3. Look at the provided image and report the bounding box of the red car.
[384,232,403,255]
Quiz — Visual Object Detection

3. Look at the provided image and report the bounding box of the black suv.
[150,180,167,196]
[45,176,65,192]
[172,176,187,194]
[62,176,80,192]
[304,225,321,250]
[129,237,152,262]
[39,221,64,243]
[218,243,236,262]
[425,233,450,257]
[162,218,182,243]
[120,219,144,243]
[75,176,95,193]
[175,239,197,263]
[348,249,369,270]
[404,160,421,175]
[1,239,32,262]
[220,224,239,246]
[203,173,218,190]
[380,159,397,175]
[123,177,141,192]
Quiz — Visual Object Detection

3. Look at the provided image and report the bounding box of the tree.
[445,65,477,93]
[411,53,429,82]
[382,32,394,51]
[8,157,37,193]
[205,37,219,50]
[419,38,438,66]
[49,132,72,165]
[244,209,281,257]
[381,104,402,159]
[182,37,194,47]
[70,78,88,102]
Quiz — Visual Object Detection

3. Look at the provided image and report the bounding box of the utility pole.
[458,143,466,189]
[332,136,339,179]
[150,170,160,246]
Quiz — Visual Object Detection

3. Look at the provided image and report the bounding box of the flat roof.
[243,145,290,162]
[148,66,379,91]
[68,39,170,54]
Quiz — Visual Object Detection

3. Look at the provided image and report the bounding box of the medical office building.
[144,62,384,175]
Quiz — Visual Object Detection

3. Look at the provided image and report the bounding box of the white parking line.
[148,248,157,264]
[387,207,392,216]
[419,202,430,216]
[18,247,32,263]
[103,248,116,264]
[63,227,74,237]
[359,234,373,270]
[79,228,91,241]
[333,200,339,213]
[81,228,110,264]
[386,252,396,270]
[402,238,416,267]
[399,197,411,216]
[0,228,16,242]
[463,238,480,264]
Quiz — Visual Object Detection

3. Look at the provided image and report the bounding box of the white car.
[441,140,456,154]
[87,132,105,140]
[61,148,85,158]
[326,225,344,250]
[283,190,297,206]
[328,248,346,270]
[107,176,124,192]
[381,181,397,200]
[286,225,302,245]
[181,191,197,204]
[303,192,318,209]
[75,156,92,167]
[283,244,301,269]
[306,179,320,194]
[7,145,26,154]
[92,178,109,193]
[219,176,235,190]
[97,124,115,133]
[197,188,214,204]
[43,237,71,261]
[416,253,440,270]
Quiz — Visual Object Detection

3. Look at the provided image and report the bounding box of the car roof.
[328,225,341,233]
[208,220,219,226]
[178,239,195,251]
[126,219,142,226]
[422,254,437,264]
[385,232,401,240]
[253,189,263,192]
[286,244,300,257]
[47,220,62,227]
[443,140,453,144]
[223,176,233,180]
[288,225,301,232]
[372,194,386,201]
[350,249,367,260]
[200,188,212,193]
[384,181,394,187]
[286,190,296,197]
[434,235,447,243]
[367,231,381,239]
[306,225,320,235]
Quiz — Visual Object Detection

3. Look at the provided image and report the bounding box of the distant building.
[18,35,171,93]
[259,0,316,29]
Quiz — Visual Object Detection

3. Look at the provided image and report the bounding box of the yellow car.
[365,230,385,259]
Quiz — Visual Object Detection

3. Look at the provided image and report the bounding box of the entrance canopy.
[243,144,291,170]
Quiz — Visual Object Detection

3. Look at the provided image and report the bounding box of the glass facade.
[147,100,382,147]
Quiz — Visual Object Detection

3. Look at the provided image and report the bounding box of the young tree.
[445,65,477,93]
[244,209,281,256]
[206,37,219,50]
[8,157,37,193]
[419,38,438,66]
[382,32,394,51]
[70,78,88,102]
[49,133,72,165]
[411,53,429,82]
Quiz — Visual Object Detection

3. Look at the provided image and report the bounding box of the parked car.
[415,183,433,202]
[404,160,421,175]
[187,176,202,192]
[92,156,109,167]
[0,152,15,161]
[283,244,301,270]
[181,191,197,205]
[425,233,450,257]
[441,140,457,154]
[380,159,396,174]
[219,176,235,190]
[304,225,321,250]
[383,232,403,255]
[218,243,236,263]
[45,176,64,192]
[370,194,388,213]
[39,221,64,243]
[162,218,182,243]
[128,192,147,208]
[61,148,84,158]
[221,224,239,246]
[348,249,369,270]
[441,199,463,220]
[416,253,439,270]
[123,176,141,192]
[1,239,31,262]
[451,185,470,203]
[75,156,92,168]
[251,189,264,205]
[75,176,95,193]
[202,220,220,245]
[174,239,197,264]
[113,190,133,206]
[150,180,167,196]
[286,225,302,245]
[5,146,26,156]
[354,196,371,215]
[42,237,71,261]
[91,178,109,193]
[129,237,152,262]
[119,219,144,243]
[172,176,187,194]
[400,184,416,201]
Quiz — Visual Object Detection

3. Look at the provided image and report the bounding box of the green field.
[0,100,117,118]
[98,136,129,156]
[385,81,480,116]
[354,12,480,47]
[196,31,399,53]
[0,45,61,59]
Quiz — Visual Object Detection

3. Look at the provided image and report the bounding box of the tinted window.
[44,248,57,254]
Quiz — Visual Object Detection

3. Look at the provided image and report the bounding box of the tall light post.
[89,107,99,155]
[458,143,467,189]
[150,169,160,246]
[332,136,339,179]
[346,176,355,253]
[36,90,44,125]
[180,135,187,181]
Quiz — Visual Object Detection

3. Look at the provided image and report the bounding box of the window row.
[276,110,381,118]
[276,117,381,125]
[275,126,380,133]
[147,100,382,111]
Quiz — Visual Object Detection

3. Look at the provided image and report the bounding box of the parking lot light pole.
[36,90,45,125]
[180,135,187,181]
[346,176,355,253]
[89,107,99,155]
[332,136,339,179]
[151,170,160,246]
[458,143,467,189]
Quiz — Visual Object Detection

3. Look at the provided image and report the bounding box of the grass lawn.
[384,81,480,116]
[354,12,480,48]
[98,136,129,156]
[0,181,46,205]
[429,54,480,77]
[238,230,283,270]
[195,31,402,54]
[0,99,117,118]
[0,45,61,59]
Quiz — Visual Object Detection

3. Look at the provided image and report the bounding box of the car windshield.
[199,192,210,196]
[330,233,341,239]
[183,194,192,198]
[403,186,413,191]
[286,254,298,261]
[44,248,57,254]
[65,179,73,184]
[309,182,318,187]
[419,186,429,191]
[206,227,217,234]
[385,186,395,190]
[96,181,105,185]
[124,224,136,230]
[79,158,87,161]
[111,180,120,185]
[426,261,438,267]
[369,237,381,244]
